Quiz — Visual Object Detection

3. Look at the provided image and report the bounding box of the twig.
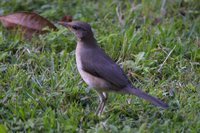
[116,5,125,26]
[158,45,176,73]
[161,0,167,16]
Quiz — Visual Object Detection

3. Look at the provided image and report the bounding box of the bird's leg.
[98,92,107,115]
[95,92,104,115]
[97,92,107,116]
[96,92,107,116]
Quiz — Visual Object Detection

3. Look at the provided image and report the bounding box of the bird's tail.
[123,86,168,109]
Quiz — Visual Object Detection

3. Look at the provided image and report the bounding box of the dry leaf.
[0,11,57,39]
[60,15,73,22]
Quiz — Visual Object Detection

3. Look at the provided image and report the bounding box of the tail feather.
[123,86,168,109]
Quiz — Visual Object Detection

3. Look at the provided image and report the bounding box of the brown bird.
[59,21,168,115]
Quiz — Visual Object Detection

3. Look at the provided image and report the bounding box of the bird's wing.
[81,47,130,89]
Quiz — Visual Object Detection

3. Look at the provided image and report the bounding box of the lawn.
[0,0,200,132]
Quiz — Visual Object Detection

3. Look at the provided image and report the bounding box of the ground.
[0,0,200,132]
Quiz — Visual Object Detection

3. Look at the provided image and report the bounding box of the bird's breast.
[75,43,110,90]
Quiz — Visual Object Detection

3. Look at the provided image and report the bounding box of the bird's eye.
[72,26,79,30]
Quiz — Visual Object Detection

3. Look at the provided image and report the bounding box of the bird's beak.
[58,21,72,28]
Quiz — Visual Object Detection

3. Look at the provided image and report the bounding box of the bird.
[58,21,168,115]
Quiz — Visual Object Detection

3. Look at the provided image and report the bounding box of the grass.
[0,0,200,132]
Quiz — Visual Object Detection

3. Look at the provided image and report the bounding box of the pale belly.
[78,68,109,89]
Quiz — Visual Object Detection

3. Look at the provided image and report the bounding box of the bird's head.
[59,21,94,40]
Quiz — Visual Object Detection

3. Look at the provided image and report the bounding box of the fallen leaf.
[0,11,57,39]
[60,15,73,22]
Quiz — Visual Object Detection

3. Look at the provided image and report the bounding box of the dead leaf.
[0,11,57,39]
[60,15,73,22]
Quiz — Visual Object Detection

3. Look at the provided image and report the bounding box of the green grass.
[0,0,200,132]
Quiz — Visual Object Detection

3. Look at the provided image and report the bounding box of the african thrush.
[59,21,168,115]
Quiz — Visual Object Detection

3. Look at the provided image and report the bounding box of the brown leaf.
[0,11,57,39]
[60,15,73,22]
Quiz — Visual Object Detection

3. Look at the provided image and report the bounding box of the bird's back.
[76,41,131,91]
